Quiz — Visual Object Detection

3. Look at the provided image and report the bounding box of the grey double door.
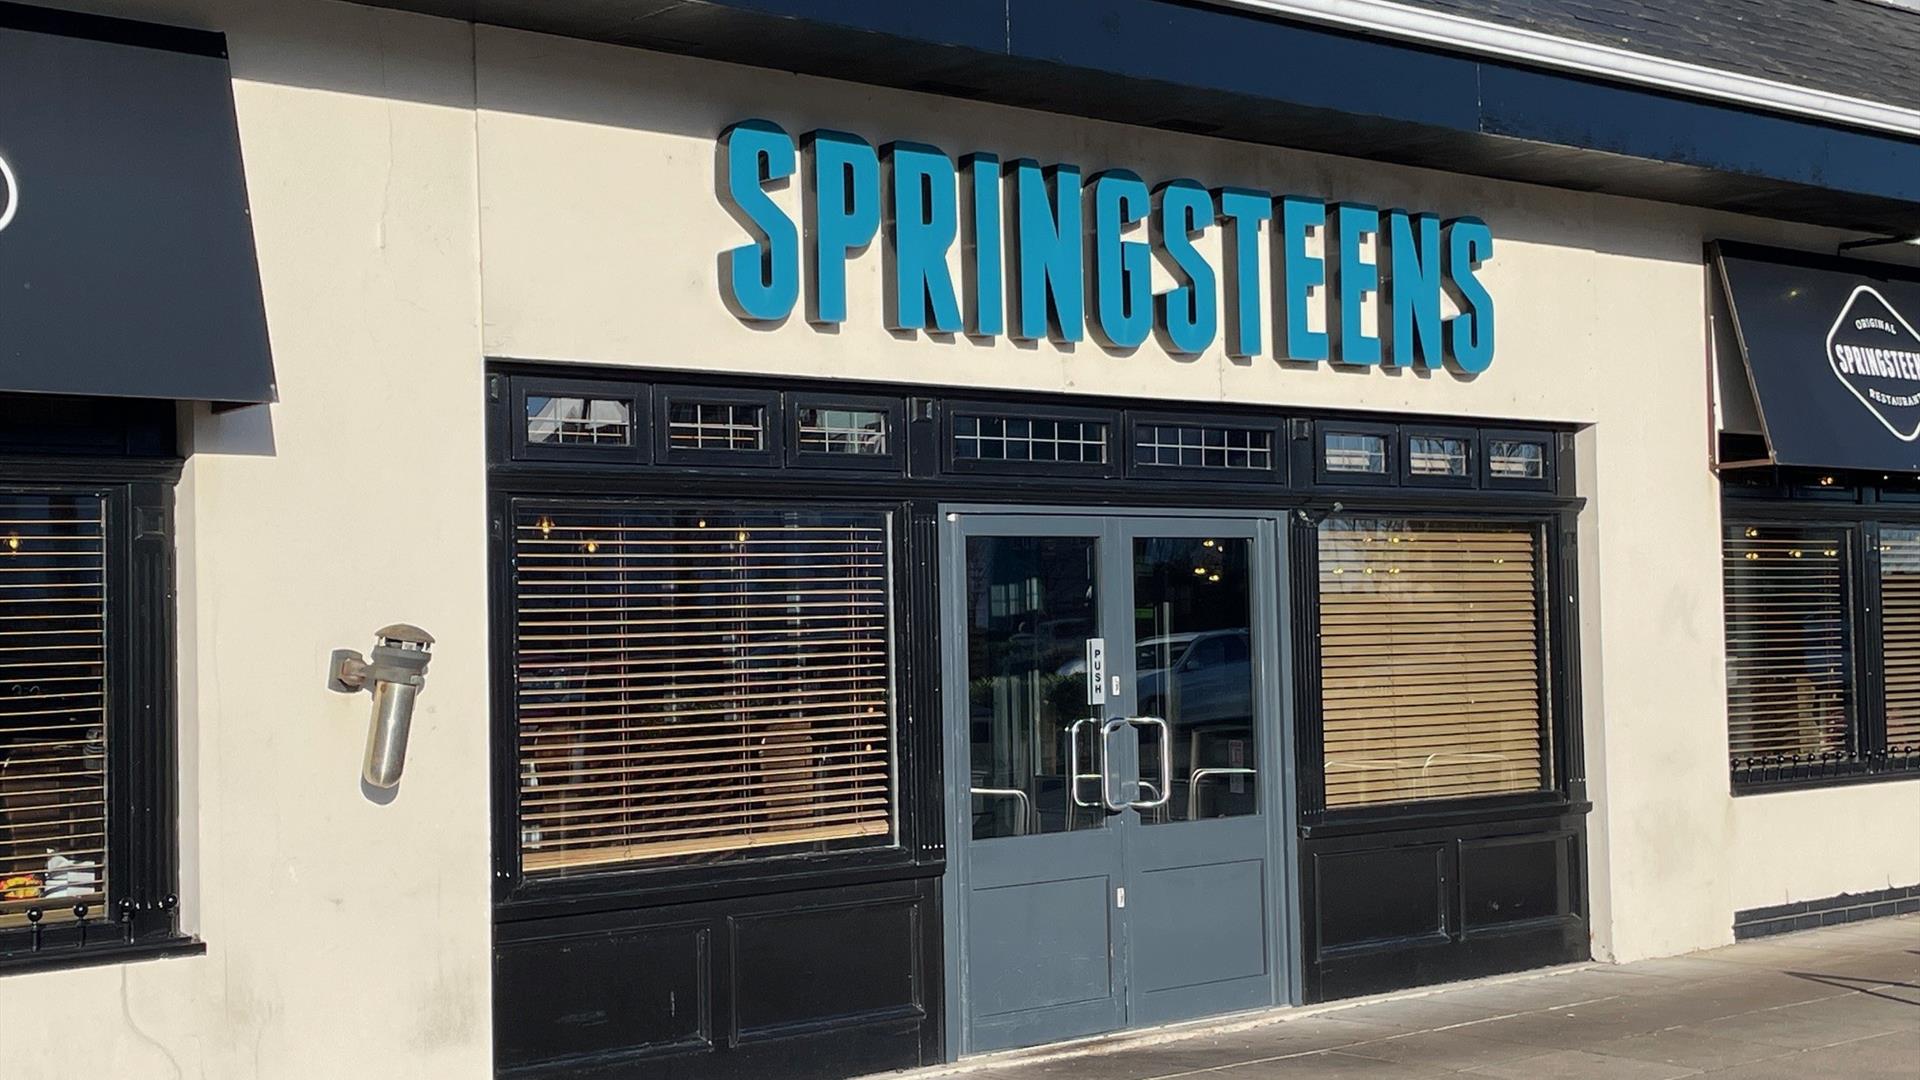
[944,512,1289,1055]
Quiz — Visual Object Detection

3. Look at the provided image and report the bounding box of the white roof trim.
[1205,0,1920,141]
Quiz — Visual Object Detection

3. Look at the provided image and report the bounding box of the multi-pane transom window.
[1135,423,1273,471]
[1323,432,1388,475]
[1408,435,1470,477]
[953,415,1108,464]
[1722,524,1852,766]
[667,401,767,452]
[0,492,108,930]
[1316,519,1549,808]
[527,395,634,446]
[1488,440,1546,480]
[512,505,895,873]
[797,408,888,456]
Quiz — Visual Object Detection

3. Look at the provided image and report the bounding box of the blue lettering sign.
[1011,160,1084,343]
[1156,180,1217,355]
[1330,203,1381,367]
[963,153,1003,337]
[1091,170,1152,349]
[806,129,880,325]
[1216,187,1270,358]
[1445,217,1496,373]
[1386,210,1443,369]
[884,142,961,333]
[719,119,798,322]
[1279,195,1328,363]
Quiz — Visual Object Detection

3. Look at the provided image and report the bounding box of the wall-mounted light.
[328,624,434,789]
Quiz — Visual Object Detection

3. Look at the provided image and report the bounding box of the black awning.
[1714,241,1920,474]
[0,7,274,405]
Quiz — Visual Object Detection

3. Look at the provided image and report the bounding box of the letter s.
[719,119,799,321]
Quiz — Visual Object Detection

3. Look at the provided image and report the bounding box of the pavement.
[933,916,1919,1079]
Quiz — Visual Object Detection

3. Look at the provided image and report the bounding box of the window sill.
[0,936,203,977]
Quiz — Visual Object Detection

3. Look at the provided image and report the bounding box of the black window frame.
[1292,505,1584,831]
[508,375,649,465]
[1123,411,1288,486]
[941,402,1121,480]
[0,398,193,975]
[654,384,783,468]
[1311,420,1398,487]
[1722,471,1920,793]
[785,392,906,472]
[1400,424,1478,489]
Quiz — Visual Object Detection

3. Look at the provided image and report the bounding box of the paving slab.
[913,915,1919,1080]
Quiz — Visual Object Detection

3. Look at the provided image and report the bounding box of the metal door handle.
[1100,716,1134,812]
[1187,767,1256,819]
[971,787,1035,835]
[1128,716,1172,810]
[1066,717,1104,809]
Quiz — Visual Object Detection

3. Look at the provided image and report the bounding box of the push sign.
[1084,638,1107,706]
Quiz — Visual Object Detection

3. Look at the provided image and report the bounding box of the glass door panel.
[1132,535,1258,824]
[965,534,1106,839]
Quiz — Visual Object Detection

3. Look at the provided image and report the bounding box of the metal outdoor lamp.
[328,624,435,788]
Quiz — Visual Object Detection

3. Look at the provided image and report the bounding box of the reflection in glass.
[1133,536,1257,823]
[966,536,1102,840]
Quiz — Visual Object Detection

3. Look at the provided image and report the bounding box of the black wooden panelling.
[1302,815,1587,1002]
[495,878,939,1080]
[1460,832,1576,931]
[1314,845,1448,952]
[495,923,711,1071]
[729,900,923,1042]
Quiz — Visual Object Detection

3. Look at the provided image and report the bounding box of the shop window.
[0,475,183,970]
[511,504,895,874]
[1720,503,1920,791]
[1882,527,1920,754]
[653,387,782,467]
[1722,524,1853,769]
[1314,518,1550,808]
[1322,432,1387,475]
[797,408,887,455]
[669,401,766,451]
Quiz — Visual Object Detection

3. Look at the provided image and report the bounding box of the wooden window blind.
[1722,524,1852,765]
[1317,519,1549,808]
[1880,527,1920,752]
[0,493,108,928]
[514,506,894,874]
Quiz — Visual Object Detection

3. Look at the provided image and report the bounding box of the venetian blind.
[1880,527,1920,752]
[0,493,108,928]
[1722,524,1851,764]
[1318,519,1547,808]
[515,506,894,873]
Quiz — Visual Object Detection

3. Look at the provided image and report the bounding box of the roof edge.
[1207,0,1920,142]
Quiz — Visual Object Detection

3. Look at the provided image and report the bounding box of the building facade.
[0,1,1916,1077]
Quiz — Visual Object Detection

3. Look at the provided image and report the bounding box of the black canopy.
[0,7,274,405]
[1715,241,1920,473]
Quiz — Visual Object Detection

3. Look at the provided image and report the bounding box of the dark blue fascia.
[350,0,1920,233]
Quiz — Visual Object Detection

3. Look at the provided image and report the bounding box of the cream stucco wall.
[0,1,1913,1075]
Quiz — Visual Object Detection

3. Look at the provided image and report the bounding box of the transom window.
[668,401,767,452]
[953,415,1108,464]
[526,395,633,446]
[1135,423,1273,471]
[797,407,888,456]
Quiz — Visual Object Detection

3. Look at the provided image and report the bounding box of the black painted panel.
[1461,832,1572,931]
[729,901,922,1042]
[495,923,710,1070]
[495,878,941,1080]
[1315,845,1447,952]
[1302,815,1589,1002]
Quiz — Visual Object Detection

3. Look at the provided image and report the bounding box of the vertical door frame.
[938,504,1300,1060]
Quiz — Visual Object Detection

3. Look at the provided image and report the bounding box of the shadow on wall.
[183,400,277,457]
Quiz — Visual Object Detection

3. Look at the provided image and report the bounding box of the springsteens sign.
[717,119,1496,372]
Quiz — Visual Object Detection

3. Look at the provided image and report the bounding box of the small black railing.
[1732,745,1920,792]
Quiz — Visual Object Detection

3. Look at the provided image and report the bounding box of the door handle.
[1099,716,1135,812]
[1065,717,1105,809]
[1128,716,1172,811]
